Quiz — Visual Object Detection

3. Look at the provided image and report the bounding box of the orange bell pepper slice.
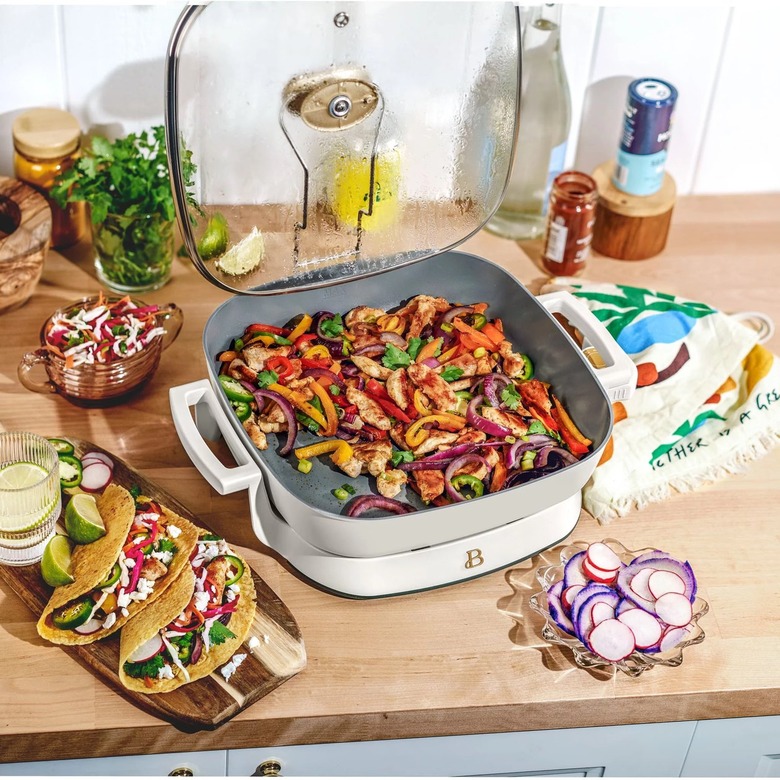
[309,381,339,436]
[452,318,495,350]
[551,394,592,447]
[415,337,443,363]
[269,382,328,430]
[480,322,505,348]
[294,439,354,467]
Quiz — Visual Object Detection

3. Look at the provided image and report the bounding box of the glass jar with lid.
[12,108,87,249]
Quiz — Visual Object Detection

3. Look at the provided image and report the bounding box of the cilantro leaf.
[123,654,165,680]
[329,384,340,396]
[527,419,547,435]
[501,384,522,410]
[200,532,222,542]
[382,344,411,370]
[440,366,464,383]
[320,313,344,338]
[155,538,177,554]
[390,449,415,467]
[256,370,278,388]
[129,484,142,500]
[209,621,237,646]
[406,337,423,360]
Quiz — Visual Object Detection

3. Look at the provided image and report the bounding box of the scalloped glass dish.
[529,538,709,677]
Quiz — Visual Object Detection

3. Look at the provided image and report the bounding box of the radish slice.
[127,634,165,663]
[81,451,114,469]
[616,599,637,616]
[648,570,686,598]
[586,542,621,572]
[573,589,621,647]
[654,592,693,627]
[563,551,588,588]
[547,586,576,636]
[590,601,615,626]
[562,585,583,612]
[74,618,103,635]
[583,557,618,584]
[618,608,663,649]
[659,624,693,652]
[629,567,657,602]
[587,619,636,662]
[80,462,113,493]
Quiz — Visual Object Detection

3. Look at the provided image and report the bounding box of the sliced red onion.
[421,357,441,368]
[302,367,345,390]
[443,454,490,502]
[341,363,360,378]
[442,305,474,323]
[399,458,453,471]
[506,434,558,469]
[420,442,477,462]
[346,495,416,517]
[190,631,204,664]
[538,445,579,467]
[239,379,298,456]
[380,332,407,348]
[353,344,386,357]
[466,394,512,437]
[315,311,341,343]
[482,373,513,408]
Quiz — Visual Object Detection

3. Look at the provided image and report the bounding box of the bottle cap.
[12,108,81,160]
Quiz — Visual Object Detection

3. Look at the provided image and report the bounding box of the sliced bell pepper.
[415,337,443,363]
[294,333,318,352]
[371,395,413,424]
[480,322,505,348]
[218,374,255,403]
[287,314,313,344]
[360,425,389,441]
[243,333,275,348]
[450,473,485,499]
[294,439,354,467]
[266,355,295,381]
[405,413,466,448]
[438,344,460,363]
[413,389,432,416]
[269,382,328,430]
[365,378,389,399]
[528,405,558,432]
[489,459,508,493]
[551,408,590,455]
[452,318,495,350]
[300,357,331,370]
[376,314,406,335]
[302,344,331,361]
[244,323,289,336]
[309,381,339,436]
[551,394,592,447]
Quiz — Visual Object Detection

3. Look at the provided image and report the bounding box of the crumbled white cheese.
[225,588,237,602]
[151,550,173,565]
[167,524,182,538]
[117,592,132,609]
[102,612,117,630]
[232,653,247,668]
[220,662,236,681]
[228,584,240,594]
[157,664,175,680]
[124,557,136,570]
[193,590,210,613]
[248,636,260,651]
[121,607,130,618]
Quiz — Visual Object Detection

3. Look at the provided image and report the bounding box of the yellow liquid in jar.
[329,149,401,232]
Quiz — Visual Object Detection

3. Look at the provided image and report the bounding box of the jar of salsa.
[12,108,87,249]
[541,171,597,276]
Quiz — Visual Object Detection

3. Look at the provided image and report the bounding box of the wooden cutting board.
[0,438,306,731]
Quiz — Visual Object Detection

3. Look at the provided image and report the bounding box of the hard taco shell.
[37,484,198,645]
[119,535,257,693]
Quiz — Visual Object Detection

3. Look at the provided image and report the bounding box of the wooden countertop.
[2,194,780,763]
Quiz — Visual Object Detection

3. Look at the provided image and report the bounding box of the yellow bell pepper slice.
[309,381,339,437]
[405,413,466,448]
[269,382,328,430]
[287,314,313,344]
[415,337,443,364]
[303,344,331,360]
[438,345,459,363]
[243,334,275,348]
[413,389,432,417]
[376,314,406,335]
[294,439,354,467]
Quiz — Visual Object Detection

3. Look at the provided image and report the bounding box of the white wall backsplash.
[0,2,777,196]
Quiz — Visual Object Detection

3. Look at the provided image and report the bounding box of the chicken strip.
[407,362,459,412]
[412,430,459,456]
[345,306,386,328]
[499,341,533,380]
[386,368,413,410]
[413,469,445,503]
[337,457,363,479]
[376,469,408,499]
[352,441,393,477]
[346,386,392,430]
[139,558,168,582]
[389,422,410,451]
[228,358,257,385]
[205,555,230,604]
[243,419,268,451]
[434,353,477,378]
[242,344,292,372]
[452,459,489,481]
[481,407,529,437]
[517,378,554,414]
[455,428,487,445]
[351,354,392,381]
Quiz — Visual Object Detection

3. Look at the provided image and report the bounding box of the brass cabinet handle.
[168,768,194,777]
[254,758,283,777]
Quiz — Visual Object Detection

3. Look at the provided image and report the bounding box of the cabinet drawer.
[0,749,227,777]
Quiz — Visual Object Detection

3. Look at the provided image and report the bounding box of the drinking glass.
[0,432,61,566]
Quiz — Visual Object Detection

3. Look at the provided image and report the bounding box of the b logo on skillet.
[465,549,485,569]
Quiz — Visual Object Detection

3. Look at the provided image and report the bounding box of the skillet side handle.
[169,379,262,494]
[537,291,637,402]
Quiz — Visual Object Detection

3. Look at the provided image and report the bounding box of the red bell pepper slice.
[373,395,413,424]
[294,333,318,352]
[266,355,294,380]
[300,357,331,370]
[244,323,289,336]
[551,408,590,455]
[366,378,391,400]
[361,425,389,440]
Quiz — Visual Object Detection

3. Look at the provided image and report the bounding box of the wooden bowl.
[0,176,52,315]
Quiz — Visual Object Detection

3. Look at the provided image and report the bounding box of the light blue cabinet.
[227,722,696,777]
[680,716,780,777]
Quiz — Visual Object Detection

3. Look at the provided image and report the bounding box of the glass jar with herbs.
[52,126,178,293]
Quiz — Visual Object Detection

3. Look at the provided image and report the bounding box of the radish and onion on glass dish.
[529,539,708,677]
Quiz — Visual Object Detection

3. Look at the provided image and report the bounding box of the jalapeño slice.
[96,562,121,589]
[51,596,95,630]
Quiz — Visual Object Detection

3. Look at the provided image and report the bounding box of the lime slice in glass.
[41,535,75,587]
[215,227,265,276]
[0,461,47,489]
[64,493,106,544]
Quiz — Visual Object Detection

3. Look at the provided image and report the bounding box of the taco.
[119,529,257,692]
[37,484,198,645]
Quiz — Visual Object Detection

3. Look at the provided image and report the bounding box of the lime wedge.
[215,227,265,276]
[64,493,106,544]
[0,461,47,490]
[41,535,75,587]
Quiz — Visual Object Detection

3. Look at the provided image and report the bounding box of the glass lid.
[165,1,520,295]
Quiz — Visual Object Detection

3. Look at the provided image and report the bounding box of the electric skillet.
[164,1,636,597]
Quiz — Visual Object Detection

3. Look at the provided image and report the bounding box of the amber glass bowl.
[18,294,183,406]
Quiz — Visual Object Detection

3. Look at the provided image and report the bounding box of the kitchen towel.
[541,278,780,523]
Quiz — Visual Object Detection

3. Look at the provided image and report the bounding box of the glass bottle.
[487,4,571,241]
[541,170,597,277]
[12,108,87,249]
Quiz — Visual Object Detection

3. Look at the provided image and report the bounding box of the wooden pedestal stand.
[592,161,676,261]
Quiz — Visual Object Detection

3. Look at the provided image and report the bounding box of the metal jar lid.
[12,108,81,160]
